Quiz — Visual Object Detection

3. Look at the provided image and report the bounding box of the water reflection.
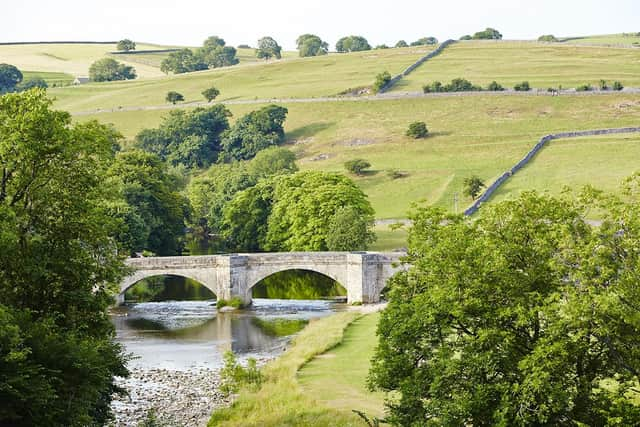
[111,299,342,371]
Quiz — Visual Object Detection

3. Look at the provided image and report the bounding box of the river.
[109,272,346,426]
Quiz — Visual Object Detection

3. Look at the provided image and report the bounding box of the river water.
[109,291,344,425]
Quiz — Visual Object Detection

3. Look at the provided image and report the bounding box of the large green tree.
[220,104,288,162]
[89,58,136,82]
[335,35,371,52]
[116,39,136,51]
[266,171,374,251]
[0,63,23,92]
[296,34,329,57]
[256,36,282,60]
[369,190,640,426]
[160,48,208,74]
[0,89,128,425]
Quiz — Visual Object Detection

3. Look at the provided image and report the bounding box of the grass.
[22,70,74,85]
[208,311,370,426]
[370,224,408,251]
[78,93,640,219]
[391,41,640,92]
[560,33,640,46]
[297,312,387,419]
[0,42,174,78]
[49,46,433,112]
[492,133,640,203]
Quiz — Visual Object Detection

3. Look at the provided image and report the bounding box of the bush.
[487,81,504,91]
[165,91,184,104]
[216,297,245,309]
[514,81,530,91]
[219,351,262,396]
[375,44,389,50]
[613,81,624,91]
[116,39,136,51]
[406,121,429,139]
[202,86,220,102]
[344,159,371,175]
[459,35,472,40]
[423,81,443,93]
[576,83,593,92]
[89,58,136,82]
[463,175,485,199]
[599,80,608,90]
[372,71,392,93]
[472,28,502,40]
[424,79,481,93]
[395,40,408,48]
[538,34,558,42]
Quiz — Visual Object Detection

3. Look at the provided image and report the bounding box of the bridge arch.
[119,269,220,304]
[246,266,348,292]
[249,268,348,300]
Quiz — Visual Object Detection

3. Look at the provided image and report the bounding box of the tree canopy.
[116,39,136,51]
[0,63,23,92]
[89,58,136,82]
[0,89,128,425]
[160,37,238,74]
[220,104,288,162]
[256,36,282,60]
[335,35,371,52]
[410,36,438,46]
[473,27,503,40]
[296,34,329,57]
[369,190,640,426]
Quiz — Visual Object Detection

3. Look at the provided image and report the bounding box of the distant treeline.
[0,41,119,45]
[110,49,181,55]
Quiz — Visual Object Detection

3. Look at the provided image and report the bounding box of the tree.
[166,91,184,104]
[134,105,231,168]
[220,104,288,161]
[406,122,428,138]
[473,27,503,40]
[375,44,389,50]
[514,81,531,91]
[487,80,504,91]
[107,149,188,255]
[326,206,376,251]
[18,78,48,91]
[0,63,23,92]
[373,71,392,93]
[336,35,371,52]
[89,58,136,82]
[197,36,239,68]
[247,146,297,179]
[463,175,485,199]
[460,34,473,40]
[256,36,282,60]
[116,38,136,51]
[160,48,207,74]
[344,159,372,175]
[266,171,374,251]
[369,191,640,426]
[613,81,624,91]
[0,89,128,425]
[410,37,438,46]
[296,34,329,57]
[395,40,408,48]
[538,34,558,42]
[202,86,220,102]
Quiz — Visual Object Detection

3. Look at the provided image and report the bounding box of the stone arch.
[248,267,349,299]
[119,269,220,302]
[246,265,348,293]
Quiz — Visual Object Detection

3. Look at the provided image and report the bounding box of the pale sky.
[3,0,639,50]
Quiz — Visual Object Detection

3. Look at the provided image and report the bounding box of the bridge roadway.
[119,251,406,305]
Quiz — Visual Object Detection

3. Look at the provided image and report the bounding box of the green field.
[391,41,640,91]
[22,70,74,85]
[298,312,387,419]
[49,46,433,112]
[561,33,640,46]
[0,42,175,78]
[80,94,640,219]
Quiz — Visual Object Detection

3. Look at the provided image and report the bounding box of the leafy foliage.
[372,71,392,93]
[160,48,207,74]
[344,158,372,175]
[296,34,329,57]
[410,37,438,46]
[473,27,503,40]
[202,86,220,102]
[256,36,282,60]
[613,81,624,91]
[463,175,485,199]
[0,63,23,92]
[326,206,376,251]
[134,105,232,168]
[423,78,482,93]
[406,122,429,138]
[89,58,136,82]
[514,81,531,91]
[116,39,136,51]
[220,104,288,161]
[0,89,128,425]
[160,37,238,74]
[487,80,504,91]
[538,34,558,42]
[395,40,408,48]
[18,78,48,91]
[576,83,594,92]
[165,91,184,104]
[219,351,263,397]
[336,36,371,52]
[369,190,640,426]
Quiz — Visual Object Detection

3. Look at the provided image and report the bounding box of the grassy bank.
[209,311,381,426]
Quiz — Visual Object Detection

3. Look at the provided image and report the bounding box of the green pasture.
[49,46,433,112]
[22,70,74,85]
[561,33,640,46]
[79,93,640,219]
[0,42,174,78]
[392,41,640,91]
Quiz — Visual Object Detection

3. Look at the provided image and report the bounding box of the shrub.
[89,58,136,82]
[423,81,443,93]
[487,81,504,91]
[463,175,485,199]
[344,159,371,175]
[538,34,558,42]
[472,28,502,40]
[576,83,593,92]
[613,81,624,91]
[375,44,389,50]
[599,80,608,90]
[216,297,245,309]
[219,351,263,396]
[202,86,220,102]
[165,91,184,104]
[459,35,472,40]
[406,121,429,139]
[445,78,481,92]
[513,81,530,91]
[372,71,392,93]
[395,40,408,48]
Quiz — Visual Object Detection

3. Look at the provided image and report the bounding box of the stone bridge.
[118,252,406,305]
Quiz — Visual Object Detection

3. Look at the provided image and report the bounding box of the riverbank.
[208,309,386,426]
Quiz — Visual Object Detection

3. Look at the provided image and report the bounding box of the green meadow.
[392,41,640,91]
[561,33,640,46]
[22,70,74,85]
